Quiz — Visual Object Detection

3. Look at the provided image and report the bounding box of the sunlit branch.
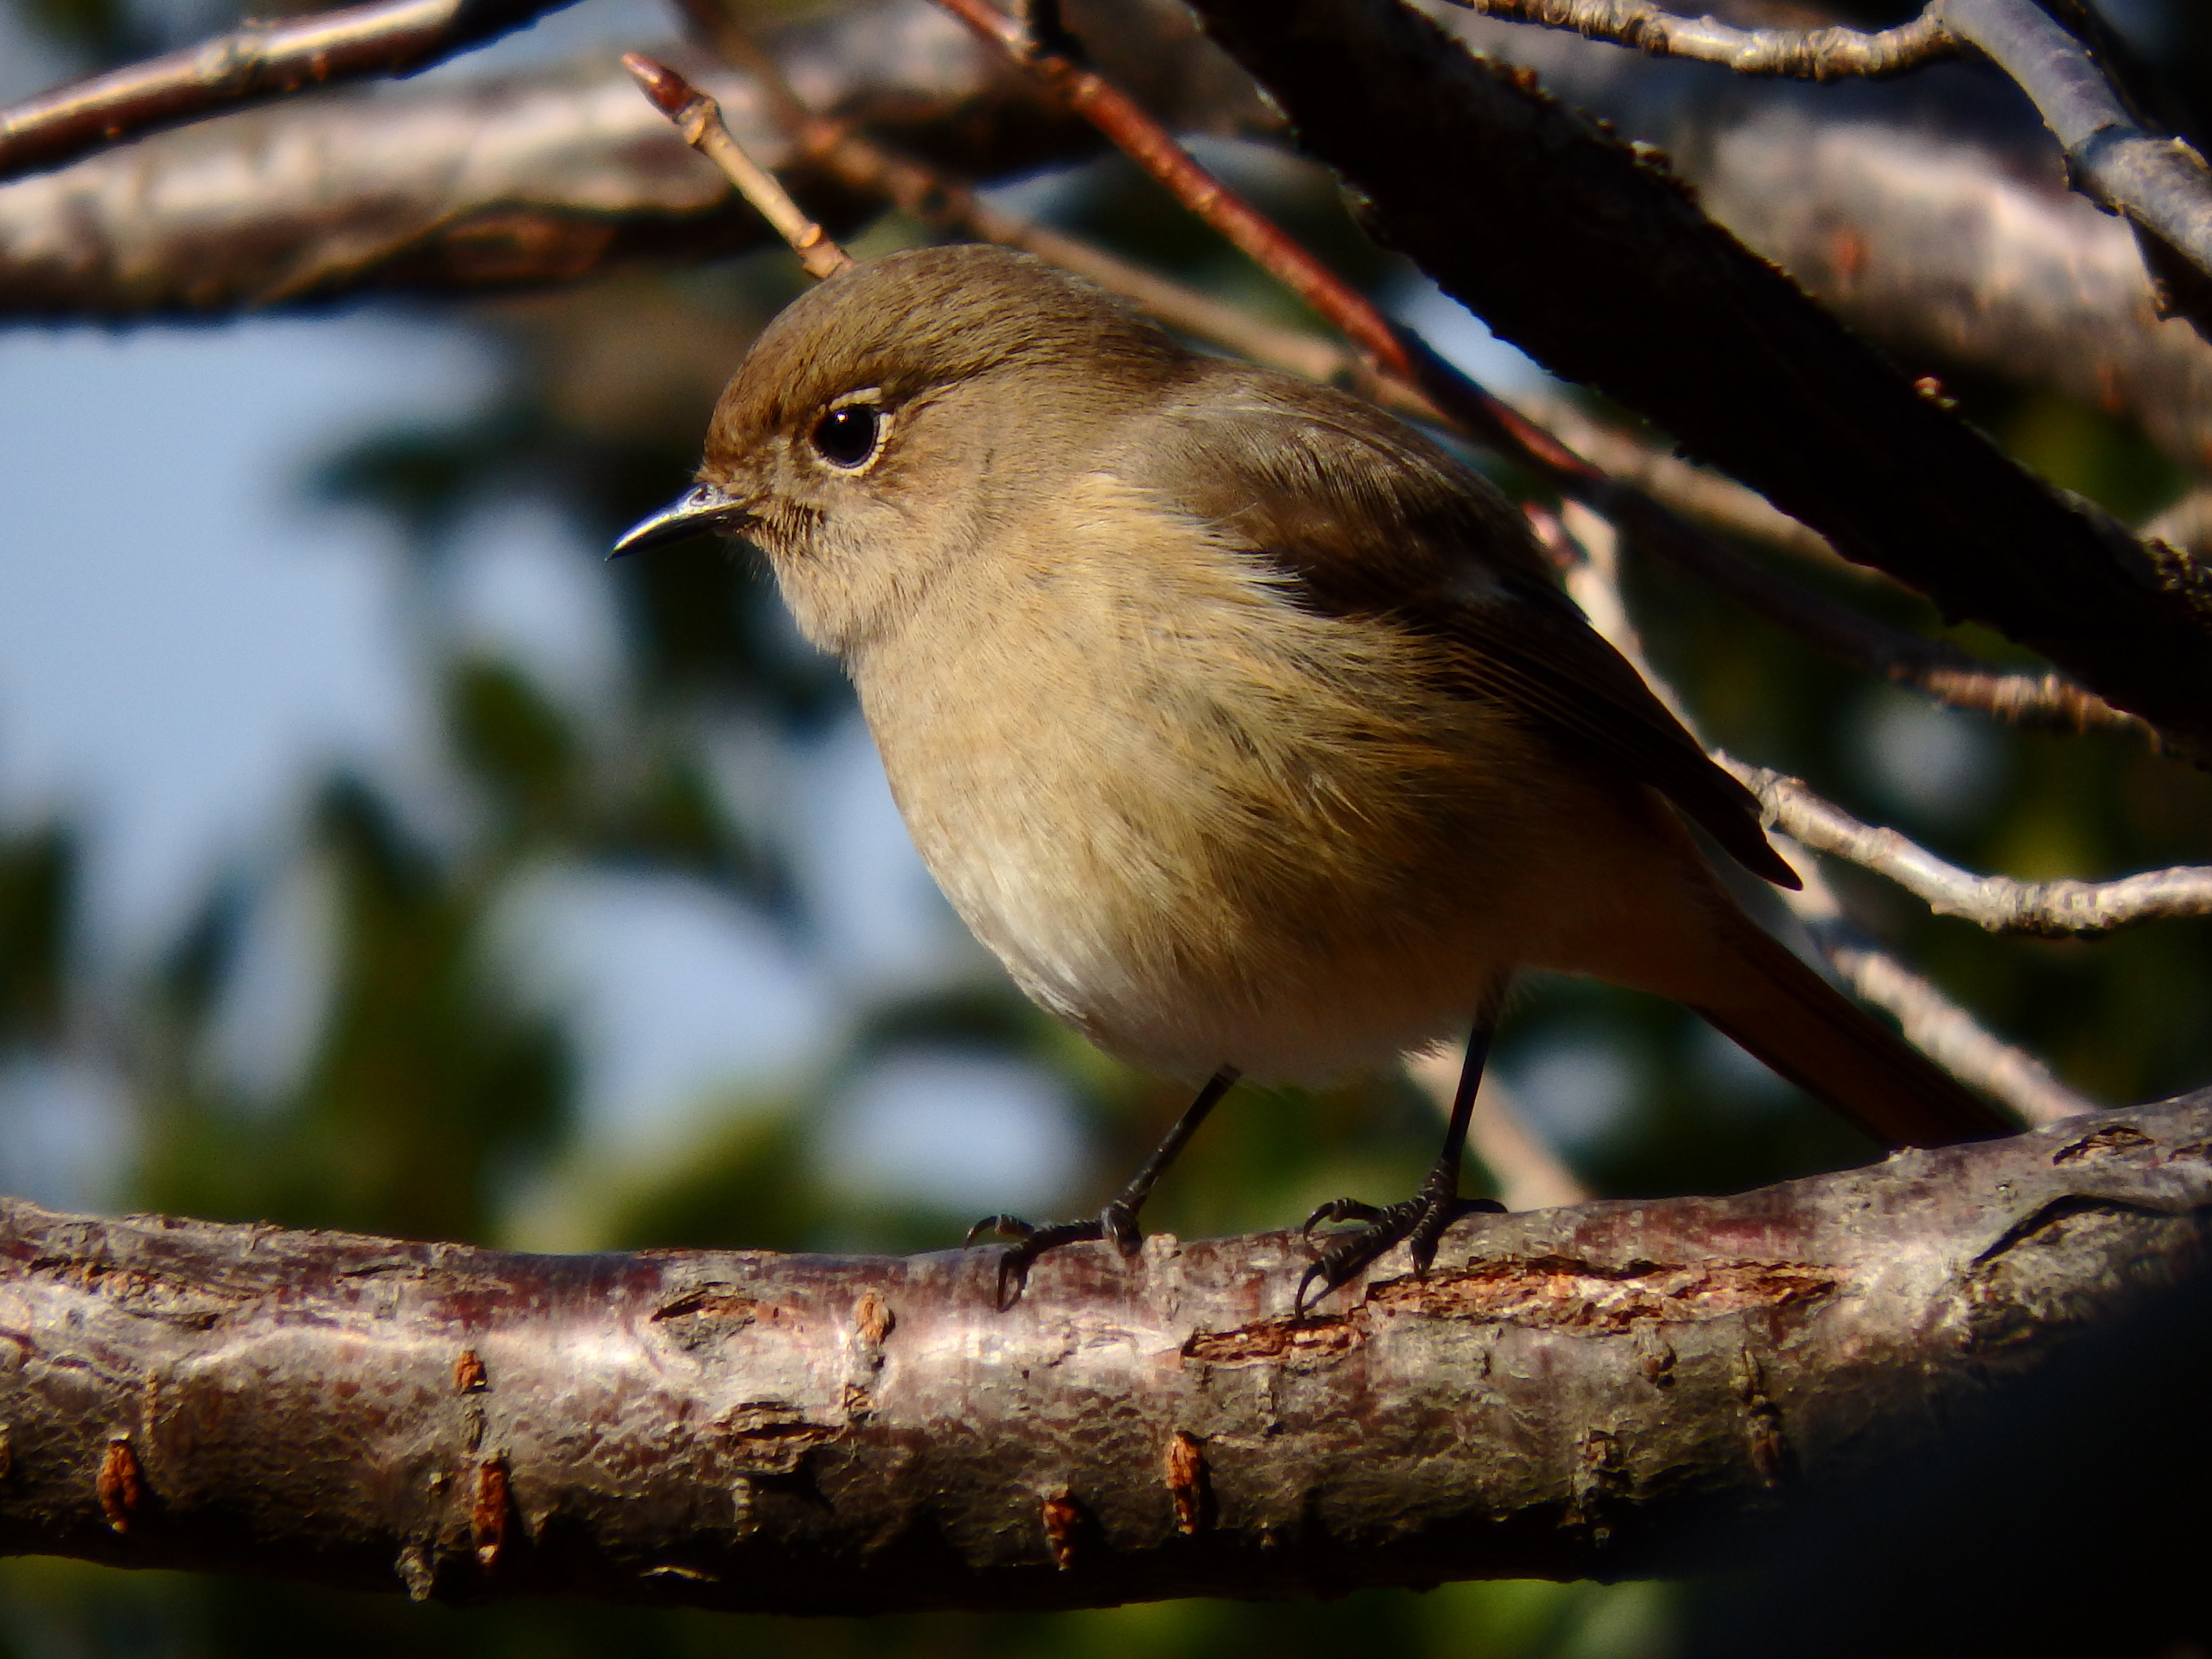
[3,1105,2205,1602]
[1942,0,2212,294]
[1773,843,2100,1127]
[0,0,583,186]
[1441,0,1955,79]
[622,53,850,280]
[1732,764,2212,939]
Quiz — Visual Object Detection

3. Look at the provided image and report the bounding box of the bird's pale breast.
[851,476,1613,1084]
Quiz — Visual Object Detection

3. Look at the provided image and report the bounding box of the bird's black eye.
[810,404,881,469]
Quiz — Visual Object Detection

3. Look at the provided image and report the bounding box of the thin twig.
[1548,504,2090,1128]
[927,0,1416,381]
[1729,763,2212,938]
[621,54,850,280]
[1774,841,2099,1126]
[1405,1048,1590,1212]
[1442,0,1956,79]
[1940,0,2212,293]
[0,0,583,186]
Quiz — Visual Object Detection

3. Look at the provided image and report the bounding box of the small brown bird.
[616,244,2008,1306]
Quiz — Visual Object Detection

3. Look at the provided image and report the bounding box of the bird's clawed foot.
[1295,1190,1505,1315]
[967,1202,1141,1308]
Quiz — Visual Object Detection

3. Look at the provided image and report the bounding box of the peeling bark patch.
[1370,1256,1839,1331]
[453,1349,488,1393]
[651,1288,768,1353]
[97,1437,143,1532]
[1565,1429,1623,1539]
[1041,1490,1082,1570]
[853,1292,893,1347]
[471,1456,510,1569]
[2052,1124,2156,1164]
[719,1403,837,1475]
[1165,1431,1207,1534]
[1182,1316,1360,1367]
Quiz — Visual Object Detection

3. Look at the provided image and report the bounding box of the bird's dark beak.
[609,483,756,559]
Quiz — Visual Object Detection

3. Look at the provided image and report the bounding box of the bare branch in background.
[1405,1048,1590,1213]
[928,0,1417,383]
[1776,844,2101,1126]
[3,1104,2207,1602]
[1733,764,2212,938]
[1690,106,2212,475]
[1449,0,2212,323]
[1941,0,2212,298]
[13,0,2212,498]
[1440,0,1955,80]
[0,1,1097,316]
[0,0,585,186]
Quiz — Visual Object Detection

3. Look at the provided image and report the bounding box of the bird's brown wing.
[1122,366,1799,889]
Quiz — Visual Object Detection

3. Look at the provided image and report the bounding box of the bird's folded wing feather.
[1121,368,1798,889]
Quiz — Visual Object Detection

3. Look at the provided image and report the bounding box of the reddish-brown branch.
[0,0,583,186]
[621,54,851,280]
[927,0,1412,380]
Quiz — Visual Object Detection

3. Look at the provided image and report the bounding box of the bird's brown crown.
[702,243,1186,469]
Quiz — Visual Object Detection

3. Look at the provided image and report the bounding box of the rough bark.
[0,1097,2203,1612]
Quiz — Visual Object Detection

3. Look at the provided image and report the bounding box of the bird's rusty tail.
[1692,911,2014,1151]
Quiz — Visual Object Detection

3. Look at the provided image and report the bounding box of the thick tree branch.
[1184,0,2212,758]
[1440,13,2212,471]
[1441,0,1956,80]
[0,0,585,186]
[1444,0,2212,304]
[1735,764,2212,938]
[0,1099,2203,1608]
[1605,483,2147,739]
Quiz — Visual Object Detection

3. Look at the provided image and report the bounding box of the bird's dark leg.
[1297,1024,1504,1314]
[969,1066,1239,1306]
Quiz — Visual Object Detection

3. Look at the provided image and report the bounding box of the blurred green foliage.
[0,0,2210,1653]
